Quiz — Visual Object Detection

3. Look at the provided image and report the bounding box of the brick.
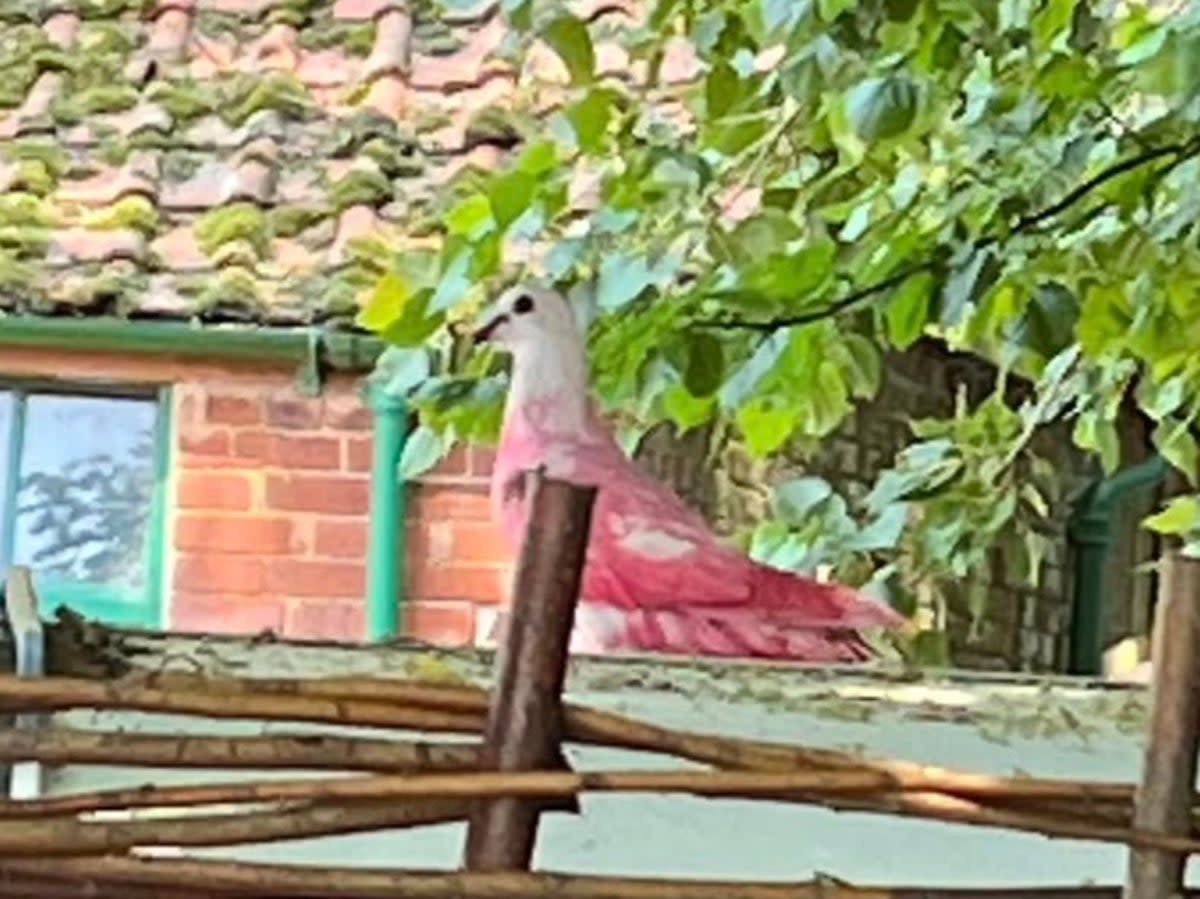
[179,453,253,471]
[177,391,199,427]
[266,397,321,430]
[407,600,476,646]
[411,484,491,522]
[174,555,264,594]
[409,519,453,566]
[346,436,371,472]
[172,593,285,635]
[451,522,512,566]
[410,520,511,568]
[206,394,262,425]
[265,559,365,598]
[408,562,510,604]
[232,430,270,461]
[237,432,340,469]
[315,520,367,557]
[324,393,372,431]
[427,444,468,477]
[266,474,369,515]
[175,515,296,554]
[470,446,496,476]
[286,599,365,641]
[179,430,229,456]
[178,473,252,510]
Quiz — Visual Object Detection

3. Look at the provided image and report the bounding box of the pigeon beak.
[472,313,508,345]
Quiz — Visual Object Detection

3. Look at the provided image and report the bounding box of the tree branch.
[701,138,1200,333]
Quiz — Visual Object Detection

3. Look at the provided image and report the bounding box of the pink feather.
[476,286,904,662]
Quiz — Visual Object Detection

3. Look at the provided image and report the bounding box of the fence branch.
[6,857,1200,899]
[0,798,469,857]
[0,727,483,772]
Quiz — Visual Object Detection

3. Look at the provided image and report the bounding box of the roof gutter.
[0,316,385,395]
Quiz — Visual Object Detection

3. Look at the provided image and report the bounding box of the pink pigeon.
[472,285,904,662]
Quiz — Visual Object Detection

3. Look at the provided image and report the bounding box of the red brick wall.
[404,444,511,648]
[171,376,375,640]
[0,346,516,647]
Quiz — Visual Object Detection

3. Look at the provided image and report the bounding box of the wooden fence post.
[1125,550,1200,899]
[462,469,597,871]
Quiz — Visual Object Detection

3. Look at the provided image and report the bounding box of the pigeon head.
[473,283,591,424]
[472,285,579,352]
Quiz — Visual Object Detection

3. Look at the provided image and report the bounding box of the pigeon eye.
[513,294,535,315]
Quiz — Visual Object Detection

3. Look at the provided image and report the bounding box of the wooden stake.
[463,470,598,871]
[1125,551,1200,898]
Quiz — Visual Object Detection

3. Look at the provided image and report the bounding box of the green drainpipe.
[1066,453,1168,675]
[365,384,410,641]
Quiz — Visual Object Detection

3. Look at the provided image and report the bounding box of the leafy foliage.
[358,0,1200,656]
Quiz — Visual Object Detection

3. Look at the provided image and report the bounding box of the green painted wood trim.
[142,385,173,629]
[0,392,26,572]
[1066,453,1168,675]
[0,316,385,372]
[365,385,410,642]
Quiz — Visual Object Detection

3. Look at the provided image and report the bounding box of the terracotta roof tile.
[0,0,663,327]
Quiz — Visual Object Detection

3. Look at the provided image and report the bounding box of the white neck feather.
[505,333,591,435]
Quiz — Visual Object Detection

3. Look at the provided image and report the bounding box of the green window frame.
[0,381,171,629]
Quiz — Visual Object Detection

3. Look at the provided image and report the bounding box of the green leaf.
[683,333,725,397]
[567,88,614,152]
[1144,496,1200,535]
[517,140,558,175]
[720,330,790,409]
[541,15,595,85]
[445,194,494,239]
[818,0,856,19]
[884,271,933,348]
[847,502,909,551]
[842,333,882,398]
[357,271,415,333]
[939,248,1000,327]
[430,249,473,312]
[370,346,431,397]
[1073,412,1121,474]
[1014,283,1080,360]
[806,360,851,436]
[487,170,537,230]
[737,399,797,457]
[773,476,833,524]
[397,425,449,481]
[845,75,920,142]
[597,253,653,310]
[725,210,802,267]
[705,62,744,118]
[662,384,715,433]
[1031,0,1077,51]
[1153,420,1199,486]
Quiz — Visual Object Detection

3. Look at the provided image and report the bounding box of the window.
[0,384,169,628]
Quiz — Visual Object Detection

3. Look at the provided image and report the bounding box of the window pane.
[13,394,157,594]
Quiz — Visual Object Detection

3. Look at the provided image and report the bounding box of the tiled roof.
[0,0,658,328]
